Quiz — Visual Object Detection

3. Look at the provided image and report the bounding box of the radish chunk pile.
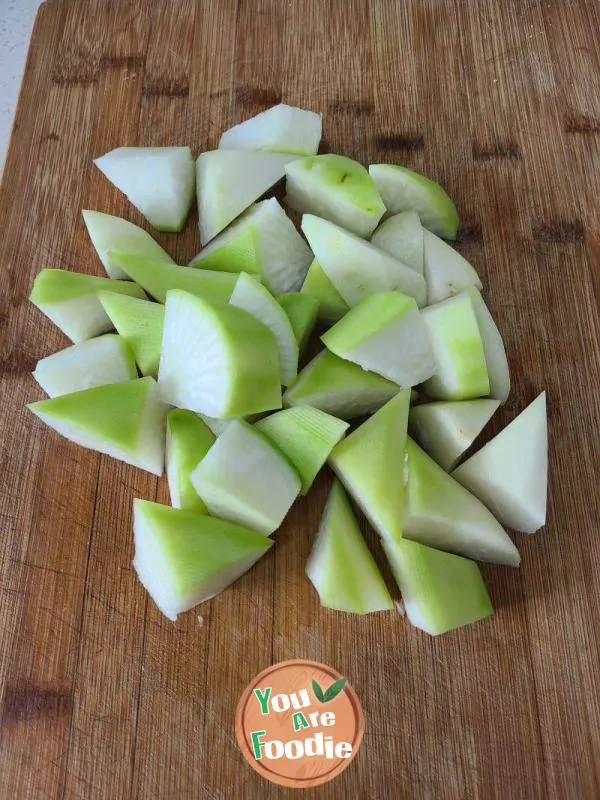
[26,102,548,635]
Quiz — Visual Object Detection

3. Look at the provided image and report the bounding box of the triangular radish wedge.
[27,377,168,476]
[422,293,490,400]
[301,215,427,308]
[158,290,281,417]
[255,407,348,494]
[108,252,237,304]
[451,392,547,533]
[189,199,312,294]
[133,499,273,621]
[300,258,349,324]
[29,268,147,343]
[219,103,322,155]
[306,479,393,613]
[196,150,300,244]
[329,389,411,544]
[404,437,520,566]
[33,334,137,397]
[283,350,400,420]
[277,292,319,352]
[190,420,301,536]
[423,230,482,304]
[285,154,386,238]
[98,292,164,377]
[463,286,510,404]
[93,147,195,232]
[166,410,215,512]
[229,272,299,386]
[371,211,424,274]
[383,538,492,635]
[82,210,174,278]
[321,291,436,386]
[369,164,460,240]
[409,399,500,471]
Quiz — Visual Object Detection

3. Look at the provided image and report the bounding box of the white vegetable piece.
[98,292,164,378]
[463,286,511,404]
[166,410,215,512]
[452,392,547,533]
[423,230,482,304]
[371,211,424,274]
[219,103,322,155]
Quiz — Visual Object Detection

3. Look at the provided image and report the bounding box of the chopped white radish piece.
[133,499,272,621]
[423,230,482,304]
[219,104,322,155]
[307,479,393,613]
[422,293,489,400]
[98,292,164,377]
[404,438,521,566]
[285,154,386,237]
[322,292,436,386]
[452,392,547,533]
[383,538,493,635]
[158,290,281,417]
[277,292,319,352]
[32,334,137,397]
[196,150,299,244]
[369,164,460,240]
[197,415,237,437]
[166,410,215,512]
[27,377,168,476]
[29,268,147,344]
[329,390,411,544]
[82,210,174,278]
[464,286,511,404]
[256,406,348,494]
[371,211,424,273]
[301,259,349,324]
[189,199,312,294]
[190,420,301,536]
[409,399,500,471]
[301,215,427,308]
[93,147,195,232]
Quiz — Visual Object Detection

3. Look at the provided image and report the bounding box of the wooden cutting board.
[1,1,599,797]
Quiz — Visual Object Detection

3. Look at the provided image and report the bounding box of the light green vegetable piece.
[383,537,493,635]
[329,389,411,544]
[463,286,510,404]
[277,292,319,352]
[371,210,424,274]
[306,479,394,613]
[166,410,215,512]
[301,258,349,324]
[219,104,322,155]
[255,406,348,494]
[27,377,168,476]
[369,164,460,240]
[423,229,482,304]
[98,292,164,377]
[133,499,273,621]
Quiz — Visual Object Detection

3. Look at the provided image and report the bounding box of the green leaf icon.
[312,679,325,703]
[323,677,347,702]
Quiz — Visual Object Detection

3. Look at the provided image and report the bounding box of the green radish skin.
[229,272,299,387]
[321,291,436,387]
[306,479,394,613]
[82,210,174,278]
[423,230,482,304]
[422,293,490,401]
[371,211,424,274]
[300,259,349,324]
[255,406,349,494]
[107,251,237,305]
[283,350,401,420]
[451,392,547,534]
[29,268,148,344]
[463,286,511,404]
[158,289,282,417]
[383,537,493,635]
[277,292,319,352]
[33,334,137,398]
[409,399,500,472]
[93,147,195,232]
[285,154,386,238]
[98,292,164,377]
[133,499,273,621]
[329,389,411,545]
[404,437,521,566]
[369,164,460,240]
[196,150,300,244]
[189,198,313,294]
[27,377,169,476]
[166,410,215,512]
[190,420,301,536]
[301,214,427,308]
[219,104,322,155]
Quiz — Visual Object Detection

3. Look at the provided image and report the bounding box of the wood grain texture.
[0,1,599,797]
